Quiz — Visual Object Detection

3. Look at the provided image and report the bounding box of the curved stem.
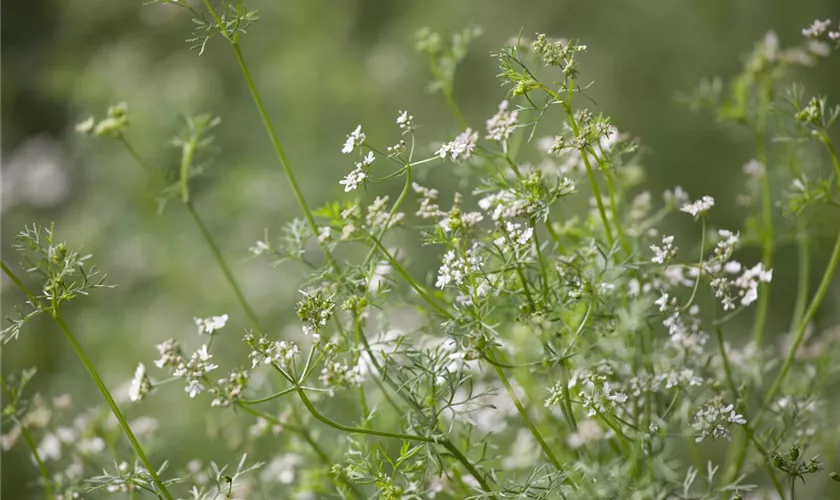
[0,375,53,499]
[2,263,172,497]
[763,226,840,406]
[54,315,173,499]
[368,237,455,321]
[487,351,562,470]
[362,164,412,268]
[237,404,363,499]
[681,216,707,312]
[231,43,337,268]
[185,202,263,331]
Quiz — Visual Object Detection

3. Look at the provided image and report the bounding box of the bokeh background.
[3,0,840,497]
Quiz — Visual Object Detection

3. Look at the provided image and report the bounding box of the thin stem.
[368,237,455,321]
[751,82,773,346]
[362,164,412,268]
[237,404,363,499]
[231,42,337,268]
[185,202,263,331]
[55,315,173,499]
[600,156,631,255]
[541,82,615,246]
[532,220,550,306]
[681,216,707,312]
[0,375,53,499]
[488,352,562,470]
[239,386,297,405]
[763,223,840,406]
[2,263,172,497]
[295,388,434,443]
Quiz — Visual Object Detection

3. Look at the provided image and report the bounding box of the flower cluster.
[485,100,519,141]
[691,397,747,442]
[436,128,478,162]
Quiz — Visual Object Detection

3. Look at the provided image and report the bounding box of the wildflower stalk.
[540,82,615,247]
[788,152,810,334]
[294,387,492,491]
[0,373,53,500]
[53,314,174,499]
[531,220,551,305]
[486,351,563,470]
[230,42,337,268]
[598,144,632,255]
[236,403,364,499]
[184,202,263,330]
[362,164,412,268]
[2,262,174,499]
[114,136,263,330]
[728,135,840,484]
[763,136,840,405]
[751,81,774,346]
[368,236,455,321]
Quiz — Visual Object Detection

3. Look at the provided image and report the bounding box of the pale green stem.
[487,351,562,470]
[3,262,173,499]
[751,82,773,346]
[230,42,337,268]
[0,374,53,499]
[540,83,615,246]
[236,403,363,499]
[294,388,492,492]
[184,202,263,331]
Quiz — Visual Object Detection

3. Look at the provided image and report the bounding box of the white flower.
[341,125,365,154]
[37,433,62,461]
[485,100,519,142]
[396,110,414,131]
[249,240,270,256]
[664,186,689,207]
[194,314,229,335]
[680,195,715,217]
[339,166,366,192]
[317,226,331,243]
[185,379,204,398]
[128,363,151,402]
[692,399,747,442]
[802,18,832,38]
[650,235,677,264]
[742,159,764,179]
[437,128,478,162]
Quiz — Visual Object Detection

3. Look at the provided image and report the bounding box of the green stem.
[231,42,337,268]
[237,404,363,499]
[600,156,631,255]
[368,237,455,321]
[488,352,562,470]
[531,220,550,306]
[763,225,840,406]
[0,376,53,499]
[752,82,773,346]
[185,202,263,331]
[362,164,412,268]
[55,315,173,499]
[541,82,615,246]
[681,216,707,311]
[2,263,172,498]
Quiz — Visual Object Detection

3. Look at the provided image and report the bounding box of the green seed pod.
[789,445,800,461]
[830,471,840,482]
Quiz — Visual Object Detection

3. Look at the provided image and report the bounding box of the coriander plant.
[4,3,840,499]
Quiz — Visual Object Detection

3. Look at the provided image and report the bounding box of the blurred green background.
[3,0,840,497]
